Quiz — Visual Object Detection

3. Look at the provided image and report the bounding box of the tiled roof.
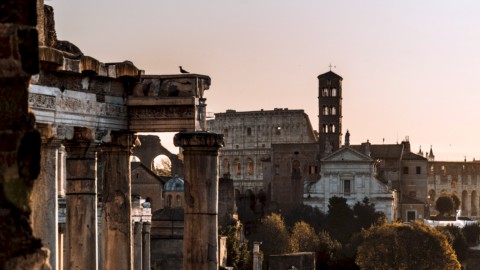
[402,151,427,161]
[152,208,184,221]
[317,71,343,80]
[400,195,426,205]
[351,144,404,159]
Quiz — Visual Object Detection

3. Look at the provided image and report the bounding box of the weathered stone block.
[0,0,37,26]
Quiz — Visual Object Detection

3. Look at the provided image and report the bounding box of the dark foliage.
[437,225,468,262]
[435,195,455,216]
[284,204,326,232]
[462,223,480,246]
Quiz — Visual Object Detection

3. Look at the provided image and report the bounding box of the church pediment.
[131,162,164,185]
[322,147,373,162]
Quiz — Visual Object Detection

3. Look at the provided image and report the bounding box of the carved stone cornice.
[174,132,224,148]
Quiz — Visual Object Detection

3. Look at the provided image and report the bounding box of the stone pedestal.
[174,132,223,270]
[100,132,133,270]
[142,222,151,270]
[64,127,98,270]
[31,133,60,270]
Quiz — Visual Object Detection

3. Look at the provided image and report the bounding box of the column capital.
[63,127,97,159]
[174,132,224,148]
[99,131,133,152]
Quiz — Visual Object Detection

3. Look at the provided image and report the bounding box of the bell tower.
[318,70,343,155]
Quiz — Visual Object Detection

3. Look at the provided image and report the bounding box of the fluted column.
[133,222,142,270]
[142,222,151,270]
[31,124,60,270]
[100,132,133,270]
[174,132,224,270]
[64,127,98,270]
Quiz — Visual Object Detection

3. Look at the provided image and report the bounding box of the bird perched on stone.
[179,66,189,74]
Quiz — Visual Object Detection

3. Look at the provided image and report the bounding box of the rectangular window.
[309,165,318,174]
[275,165,279,175]
[343,180,351,195]
[416,166,421,174]
[403,166,409,174]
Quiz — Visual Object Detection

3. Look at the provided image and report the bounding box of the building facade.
[207,109,317,196]
[305,144,396,221]
[427,160,480,218]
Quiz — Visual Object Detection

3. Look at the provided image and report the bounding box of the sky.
[48,0,480,161]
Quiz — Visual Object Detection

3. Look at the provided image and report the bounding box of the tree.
[462,223,480,245]
[437,225,468,262]
[222,224,251,270]
[435,195,455,217]
[317,230,342,269]
[253,213,290,258]
[289,221,320,252]
[356,222,461,270]
[353,197,387,230]
[284,204,326,233]
[326,196,355,244]
[451,193,461,211]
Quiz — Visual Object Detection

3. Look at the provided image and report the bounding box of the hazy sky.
[49,0,480,161]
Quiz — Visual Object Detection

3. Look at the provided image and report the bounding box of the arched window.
[235,159,241,175]
[247,158,254,175]
[167,195,172,208]
[223,159,230,174]
[331,124,336,133]
[247,127,252,136]
[331,88,337,97]
[176,195,182,208]
[258,161,263,175]
[323,106,329,115]
[331,106,337,115]
[224,128,229,138]
[322,88,329,97]
[292,160,301,176]
[322,124,328,133]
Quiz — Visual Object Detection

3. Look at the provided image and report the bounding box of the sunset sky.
[49,0,480,161]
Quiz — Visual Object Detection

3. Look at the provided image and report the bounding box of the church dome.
[164,177,184,191]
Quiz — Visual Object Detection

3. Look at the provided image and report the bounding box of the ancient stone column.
[142,222,151,270]
[174,132,224,270]
[253,241,262,270]
[100,132,133,270]
[64,127,98,270]
[133,222,142,270]
[31,125,60,270]
[0,0,51,268]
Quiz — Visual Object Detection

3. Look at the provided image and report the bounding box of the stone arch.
[331,106,337,115]
[222,158,230,175]
[331,88,337,97]
[471,191,477,216]
[428,189,436,202]
[462,190,468,213]
[234,189,241,201]
[167,194,172,208]
[247,158,254,175]
[234,158,241,176]
[130,155,141,162]
[176,194,182,208]
[152,154,172,177]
